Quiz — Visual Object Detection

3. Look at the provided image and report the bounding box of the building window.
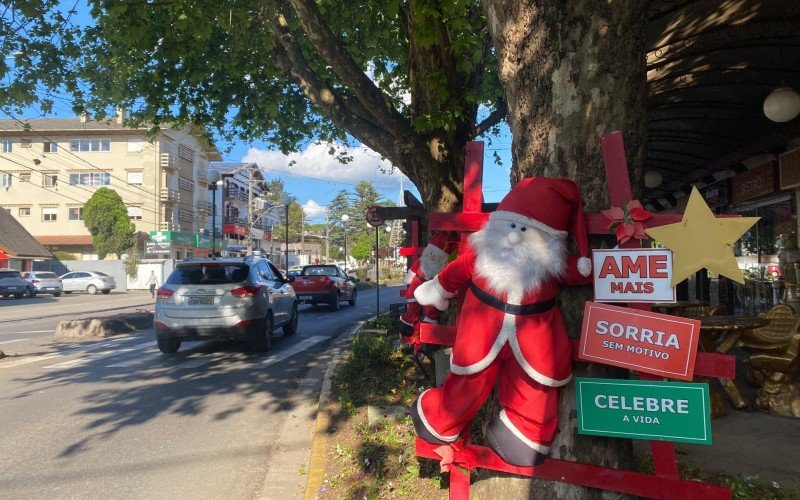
[42,207,58,222]
[20,172,30,182]
[19,207,30,217]
[43,174,57,187]
[0,173,11,188]
[69,172,110,186]
[127,171,143,185]
[1,140,12,153]
[69,139,110,152]
[68,207,84,220]
[127,140,144,152]
[43,141,58,153]
[127,206,143,220]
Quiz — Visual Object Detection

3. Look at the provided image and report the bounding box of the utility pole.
[300,208,305,263]
[325,210,330,263]
[247,168,254,255]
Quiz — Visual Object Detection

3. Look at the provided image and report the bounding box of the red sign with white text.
[593,248,675,303]
[578,301,701,381]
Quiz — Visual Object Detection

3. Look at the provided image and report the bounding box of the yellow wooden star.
[645,187,759,285]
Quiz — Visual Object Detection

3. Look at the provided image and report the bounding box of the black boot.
[485,413,546,467]
[409,397,452,445]
[399,320,414,337]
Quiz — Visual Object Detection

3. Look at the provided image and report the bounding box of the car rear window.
[167,264,250,285]
[0,271,21,278]
[95,271,110,277]
[302,266,338,276]
[36,272,58,279]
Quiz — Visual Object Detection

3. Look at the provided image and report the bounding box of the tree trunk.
[473,1,648,498]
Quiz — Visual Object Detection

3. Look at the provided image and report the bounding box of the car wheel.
[283,303,298,336]
[23,287,36,298]
[13,293,23,299]
[157,337,181,354]
[330,292,341,311]
[63,291,72,294]
[101,289,111,294]
[87,285,98,295]
[53,292,62,297]
[252,314,273,352]
[348,289,357,306]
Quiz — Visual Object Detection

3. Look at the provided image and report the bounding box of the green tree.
[2,0,505,211]
[83,188,136,260]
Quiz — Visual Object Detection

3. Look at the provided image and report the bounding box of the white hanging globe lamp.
[763,87,800,123]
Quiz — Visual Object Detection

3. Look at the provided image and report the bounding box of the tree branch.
[472,99,507,138]
[266,11,409,168]
[286,0,415,141]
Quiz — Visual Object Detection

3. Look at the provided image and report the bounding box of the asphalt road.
[0,285,403,499]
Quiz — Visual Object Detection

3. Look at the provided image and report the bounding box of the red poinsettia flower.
[602,200,653,244]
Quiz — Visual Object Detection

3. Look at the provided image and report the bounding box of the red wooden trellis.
[411,134,733,499]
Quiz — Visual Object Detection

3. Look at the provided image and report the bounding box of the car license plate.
[189,296,215,305]
[299,295,313,300]
[7,287,18,290]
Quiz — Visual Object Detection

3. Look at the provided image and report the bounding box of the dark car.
[154,257,298,353]
[0,269,37,299]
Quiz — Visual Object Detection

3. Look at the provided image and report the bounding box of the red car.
[291,265,357,310]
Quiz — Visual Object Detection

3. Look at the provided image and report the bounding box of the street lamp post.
[208,169,221,258]
[341,214,350,273]
[375,223,380,318]
[283,195,292,271]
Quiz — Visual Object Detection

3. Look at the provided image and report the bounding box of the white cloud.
[242,142,408,190]
[302,199,327,219]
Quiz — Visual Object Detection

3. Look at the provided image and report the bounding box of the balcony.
[196,200,213,213]
[179,177,195,192]
[222,216,248,236]
[159,187,180,203]
[160,153,176,173]
[225,186,249,203]
[196,166,209,185]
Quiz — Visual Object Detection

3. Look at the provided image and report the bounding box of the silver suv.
[21,271,63,297]
[154,257,298,353]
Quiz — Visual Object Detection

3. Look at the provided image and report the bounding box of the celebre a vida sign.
[592,248,675,303]
[578,302,701,380]
[576,378,712,445]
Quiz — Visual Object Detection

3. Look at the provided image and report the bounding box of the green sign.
[148,230,194,247]
[575,377,712,445]
[195,234,227,250]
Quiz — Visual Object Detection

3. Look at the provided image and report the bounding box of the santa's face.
[471,218,566,297]
[418,243,449,278]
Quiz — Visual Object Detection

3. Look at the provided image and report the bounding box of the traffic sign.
[576,377,712,445]
[365,205,384,227]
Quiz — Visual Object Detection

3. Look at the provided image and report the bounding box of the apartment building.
[0,116,221,260]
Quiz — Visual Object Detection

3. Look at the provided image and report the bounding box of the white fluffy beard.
[470,222,567,298]
[418,246,448,278]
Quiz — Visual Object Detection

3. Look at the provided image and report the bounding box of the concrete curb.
[303,320,372,500]
[54,311,154,339]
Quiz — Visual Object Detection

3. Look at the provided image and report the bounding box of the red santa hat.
[490,177,592,277]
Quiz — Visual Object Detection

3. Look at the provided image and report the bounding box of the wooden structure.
[415,134,733,499]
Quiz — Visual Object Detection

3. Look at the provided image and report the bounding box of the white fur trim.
[499,409,550,454]
[577,257,592,277]
[417,390,459,442]
[450,315,512,376]
[422,317,438,324]
[406,298,418,303]
[400,317,414,327]
[403,270,415,285]
[507,330,572,387]
[490,211,568,239]
[414,276,454,311]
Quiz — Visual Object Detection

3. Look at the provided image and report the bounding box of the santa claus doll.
[399,231,459,340]
[411,177,592,467]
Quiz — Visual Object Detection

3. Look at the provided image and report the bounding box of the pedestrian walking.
[147,270,158,298]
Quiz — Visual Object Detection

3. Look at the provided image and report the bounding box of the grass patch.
[317,315,447,499]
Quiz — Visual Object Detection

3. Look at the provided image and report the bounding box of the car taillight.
[231,285,262,298]
[321,277,333,287]
[154,322,168,329]
[157,287,174,299]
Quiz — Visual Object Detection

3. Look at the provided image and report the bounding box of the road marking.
[0,329,53,336]
[0,337,148,369]
[0,338,28,345]
[254,336,328,368]
[43,341,154,369]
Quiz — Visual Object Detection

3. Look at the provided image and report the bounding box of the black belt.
[469,283,555,315]
[415,273,427,283]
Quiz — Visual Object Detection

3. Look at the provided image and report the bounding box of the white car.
[60,271,116,295]
[21,271,63,297]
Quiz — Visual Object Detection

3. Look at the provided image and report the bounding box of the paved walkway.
[675,409,800,488]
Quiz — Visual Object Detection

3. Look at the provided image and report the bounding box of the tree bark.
[473,1,648,498]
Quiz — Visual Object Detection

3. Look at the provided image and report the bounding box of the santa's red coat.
[432,248,592,386]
